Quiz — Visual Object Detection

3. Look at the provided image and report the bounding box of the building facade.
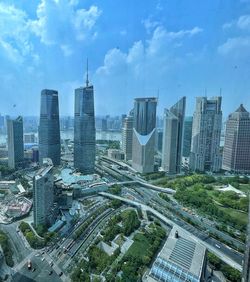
[33,159,55,228]
[122,115,133,160]
[190,97,222,172]
[162,97,186,174]
[182,116,193,158]
[74,71,96,174]
[39,89,61,166]
[222,105,250,174]
[132,97,157,173]
[7,116,24,169]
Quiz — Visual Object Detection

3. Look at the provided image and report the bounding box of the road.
[99,192,243,272]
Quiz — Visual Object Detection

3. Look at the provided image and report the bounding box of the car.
[50,262,54,267]
[32,268,36,272]
[59,272,63,277]
[215,244,221,249]
[41,258,45,261]
[49,270,53,275]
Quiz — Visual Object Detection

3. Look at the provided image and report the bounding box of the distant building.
[107,149,125,161]
[148,227,207,282]
[132,97,157,173]
[7,116,24,169]
[222,105,250,174]
[122,115,133,160]
[182,116,193,158]
[39,89,61,166]
[155,129,163,153]
[190,97,222,172]
[24,133,35,143]
[0,114,4,129]
[74,62,96,174]
[162,97,186,174]
[33,159,55,227]
[101,118,108,131]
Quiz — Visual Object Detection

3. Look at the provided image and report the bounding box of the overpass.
[99,192,243,272]
[108,181,175,194]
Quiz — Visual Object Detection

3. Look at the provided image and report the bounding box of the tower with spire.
[74,60,96,174]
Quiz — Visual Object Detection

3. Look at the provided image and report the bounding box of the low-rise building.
[147,227,207,282]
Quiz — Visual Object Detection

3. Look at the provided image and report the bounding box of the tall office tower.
[132,97,157,173]
[190,97,222,172]
[122,115,134,161]
[155,129,163,153]
[242,195,250,282]
[101,118,108,131]
[182,116,193,158]
[7,116,24,169]
[162,97,186,174]
[33,159,54,228]
[39,89,61,166]
[74,62,96,174]
[222,105,250,174]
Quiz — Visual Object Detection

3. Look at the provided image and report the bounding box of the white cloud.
[0,3,35,63]
[237,15,250,30]
[94,25,203,113]
[218,36,250,56]
[29,0,101,47]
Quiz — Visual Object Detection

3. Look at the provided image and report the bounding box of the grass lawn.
[218,207,248,226]
[238,184,250,193]
[126,233,151,258]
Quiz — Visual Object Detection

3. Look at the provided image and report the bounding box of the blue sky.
[0,0,250,117]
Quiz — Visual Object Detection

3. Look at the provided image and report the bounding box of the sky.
[0,0,250,118]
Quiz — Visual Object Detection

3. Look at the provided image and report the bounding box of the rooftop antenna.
[86,58,89,87]
[219,88,222,97]
[205,87,207,97]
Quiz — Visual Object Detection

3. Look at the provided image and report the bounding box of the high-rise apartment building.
[222,105,250,174]
[132,97,157,173]
[182,116,193,158]
[122,115,133,161]
[74,64,96,174]
[7,116,24,169]
[162,97,186,174]
[33,159,54,228]
[39,89,61,166]
[190,97,222,172]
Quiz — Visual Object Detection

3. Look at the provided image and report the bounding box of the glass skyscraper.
[7,116,24,169]
[39,89,61,166]
[74,69,96,174]
[132,97,157,173]
[190,97,222,172]
[162,97,186,174]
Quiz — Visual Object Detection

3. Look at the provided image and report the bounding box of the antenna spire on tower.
[86,58,89,87]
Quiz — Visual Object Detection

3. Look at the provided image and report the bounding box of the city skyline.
[0,1,250,117]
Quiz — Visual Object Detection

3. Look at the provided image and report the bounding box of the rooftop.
[147,227,206,282]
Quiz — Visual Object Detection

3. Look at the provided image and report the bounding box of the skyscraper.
[33,159,54,228]
[39,89,61,166]
[190,97,222,172]
[162,97,186,174]
[182,116,193,158]
[132,97,157,173]
[222,105,250,174]
[122,115,133,161]
[7,116,24,169]
[74,62,96,174]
